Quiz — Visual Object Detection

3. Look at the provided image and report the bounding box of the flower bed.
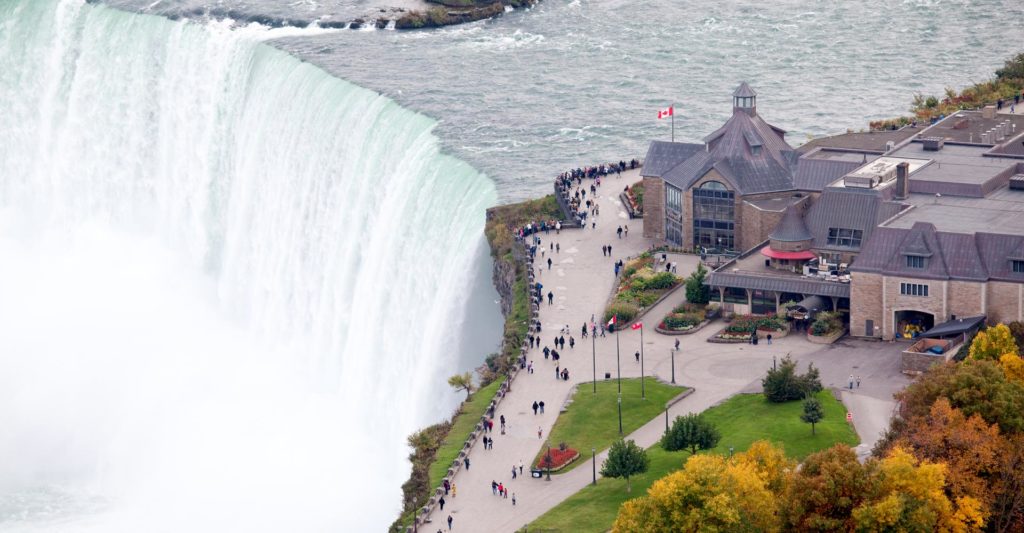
[605,254,680,325]
[534,447,580,472]
[808,311,845,344]
[710,314,789,343]
[625,183,643,215]
[657,302,709,335]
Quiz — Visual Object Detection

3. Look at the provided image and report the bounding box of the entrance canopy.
[921,316,986,339]
[760,247,816,261]
[789,295,830,319]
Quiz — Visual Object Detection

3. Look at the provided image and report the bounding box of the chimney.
[982,105,996,119]
[895,162,910,200]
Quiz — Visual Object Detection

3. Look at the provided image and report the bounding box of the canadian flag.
[607,315,617,328]
[631,322,643,330]
[658,106,674,119]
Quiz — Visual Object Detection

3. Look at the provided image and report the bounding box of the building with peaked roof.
[641,88,1024,339]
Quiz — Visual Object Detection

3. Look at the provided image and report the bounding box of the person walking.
[569,336,575,349]
[607,244,612,256]
[616,226,623,239]
[443,479,450,495]
[856,375,861,388]
[624,224,629,236]
[581,323,588,338]
[511,466,517,480]
[674,339,680,351]
[512,493,517,506]
[543,346,550,359]
[547,291,553,305]
[464,457,470,470]
[537,426,543,439]
[519,460,524,476]
[447,514,453,530]
[491,480,498,495]
[439,496,446,511]
[635,350,640,363]
[547,257,552,270]
[539,401,545,413]
[500,415,506,433]
[848,374,854,389]
[452,482,456,498]
[767,333,773,345]
[532,401,539,415]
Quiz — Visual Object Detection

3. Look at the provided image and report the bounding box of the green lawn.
[535,378,687,472]
[428,379,504,488]
[527,390,859,533]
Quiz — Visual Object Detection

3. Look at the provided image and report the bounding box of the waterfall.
[0,0,496,530]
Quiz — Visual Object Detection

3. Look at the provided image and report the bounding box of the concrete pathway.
[422,169,910,532]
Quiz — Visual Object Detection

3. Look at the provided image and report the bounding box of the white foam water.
[0,0,496,530]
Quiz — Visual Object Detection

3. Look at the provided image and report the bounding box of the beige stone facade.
[642,176,665,240]
[851,273,1024,339]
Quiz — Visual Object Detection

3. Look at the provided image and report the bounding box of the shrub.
[725,314,786,334]
[605,303,639,326]
[661,413,721,455]
[646,272,678,290]
[762,356,822,402]
[685,264,711,304]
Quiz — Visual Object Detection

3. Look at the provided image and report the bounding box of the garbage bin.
[531,469,543,479]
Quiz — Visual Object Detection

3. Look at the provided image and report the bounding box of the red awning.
[760,247,816,260]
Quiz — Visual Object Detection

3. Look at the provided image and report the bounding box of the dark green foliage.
[604,303,639,327]
[896,360,1024,433]
[645,272,678,290]
[801,397,825,435]
[684,263,710,305]
[601,439,650,492]
[725,314,786,334]
[762,356,822,403]
[810,311,843,336]
[389,421,453,532]
[995,52,1024,82]
[661,413,721,455]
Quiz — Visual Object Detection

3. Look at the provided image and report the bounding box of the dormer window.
[906,255,925,269]
[1013,259,1024,273]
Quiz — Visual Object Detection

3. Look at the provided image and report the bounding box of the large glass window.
[665,185,683,246]
[826,228,863,248]
[692,181,735,251]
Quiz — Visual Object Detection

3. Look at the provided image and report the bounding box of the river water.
[2,0,1022,531]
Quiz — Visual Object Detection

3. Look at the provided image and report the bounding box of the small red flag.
[657,106,673,119]
[631,322,643,330]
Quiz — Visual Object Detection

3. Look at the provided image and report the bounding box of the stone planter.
[708,324,788,344]
[807,328,845,345]
[655,319,711,336]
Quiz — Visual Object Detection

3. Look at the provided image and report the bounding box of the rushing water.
[4,0,1024,531]
[0,1,496,531]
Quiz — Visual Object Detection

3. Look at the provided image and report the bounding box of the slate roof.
[770,204,812,242]
[921,316,985,338]
[802,188,906,252]
[733,82,757,98]
[707,271,851,298]
[792,158,863,191]
[641,141,705,178]
[851,223,1024,283]
[796,127,922,154]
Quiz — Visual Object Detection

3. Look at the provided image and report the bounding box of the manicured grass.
[534,378,687,473]
[428,379,504,489]
[528,390,859,533]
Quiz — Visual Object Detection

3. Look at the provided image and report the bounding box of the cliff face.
[491,245,516,317]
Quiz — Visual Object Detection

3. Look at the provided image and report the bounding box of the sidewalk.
[422,169,909,532]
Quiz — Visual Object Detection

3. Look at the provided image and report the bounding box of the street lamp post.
[671,347,676,384]
[640,325,646,399]
[546,444,552,481]
[615,321,621,393]
[617,394,623,435]
[773,355,777,370]
[591,447,597,485]
[665,407,669,432]
[592,322,597,394]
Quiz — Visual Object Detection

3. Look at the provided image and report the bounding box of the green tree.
[970,324,1020,361]
[601,438,650,493]
[895,360,1024,433]
[684,263,710,305]
[762,356,822,402]
[661,413,721,455]
[800,397,825,435]
[447,372,474,399]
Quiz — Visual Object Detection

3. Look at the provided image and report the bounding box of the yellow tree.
[612,441,790,533]
[970,324,1019,361]
[998,354,1024,383]
[853,448,985,532]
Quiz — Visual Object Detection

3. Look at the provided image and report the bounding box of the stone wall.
[850,271,884,337]
[642,176,665,240]
[988,281,1024,323]
[948,280,985,319]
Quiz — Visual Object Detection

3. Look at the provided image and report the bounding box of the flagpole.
[640,325,645,399]
[671,103,675,143]
[591,321,597,394]
[615,317,621,394]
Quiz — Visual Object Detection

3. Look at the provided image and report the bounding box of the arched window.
[692,181,735,251]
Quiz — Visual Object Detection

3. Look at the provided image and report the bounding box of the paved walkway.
[423,169,909,532]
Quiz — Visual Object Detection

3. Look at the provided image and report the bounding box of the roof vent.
[885,140,896,152]
[1010,174,1024,191]
[922,137,944,151]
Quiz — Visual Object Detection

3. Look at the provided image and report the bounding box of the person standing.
[848,374,854,389]
[443,479,450,495]
[674,339,680,351]
[767,333,773,345]
[512,493,517,506]
[452,482,456,498]
[856,375,861,388]
[519,460,524,476]
[635,350,640,363]
[464,457,470,470]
